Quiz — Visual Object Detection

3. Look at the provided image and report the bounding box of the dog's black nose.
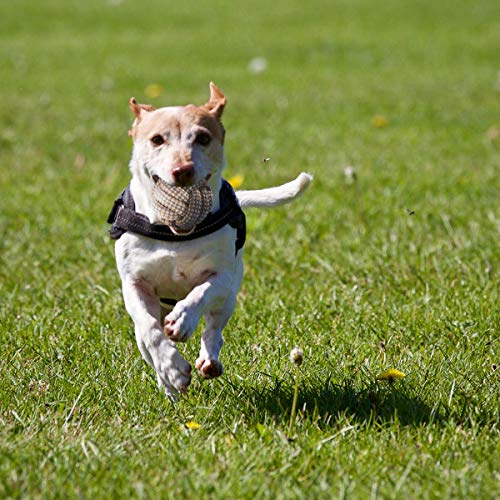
[172,163,195,186]
[152,174,160,183]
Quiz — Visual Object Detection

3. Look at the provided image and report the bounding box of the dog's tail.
[235,172,313,208]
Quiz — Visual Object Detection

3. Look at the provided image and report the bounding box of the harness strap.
[160,297,178,309]
[107,179,246,254]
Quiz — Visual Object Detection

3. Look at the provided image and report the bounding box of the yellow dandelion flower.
[228,174,244,189]
[376,368,406,382]
[145,83,164,99]
[372,115,389,128]
[184,421,201,430]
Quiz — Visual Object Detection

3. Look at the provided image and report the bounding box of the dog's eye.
[151,135,165,146]
[195,133,211,146]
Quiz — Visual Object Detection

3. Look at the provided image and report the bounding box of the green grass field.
[1,0,499,497]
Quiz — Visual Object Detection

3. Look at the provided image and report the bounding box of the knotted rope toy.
[152,175,213,235]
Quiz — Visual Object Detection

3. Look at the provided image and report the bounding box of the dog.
[108,82,312,397]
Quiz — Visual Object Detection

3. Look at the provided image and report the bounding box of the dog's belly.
[115,226,239,301]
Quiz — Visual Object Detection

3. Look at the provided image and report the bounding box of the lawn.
[0,0,499,497]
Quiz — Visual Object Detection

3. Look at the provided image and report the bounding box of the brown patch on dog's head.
[127,83,227,144]
[182,105,226,144]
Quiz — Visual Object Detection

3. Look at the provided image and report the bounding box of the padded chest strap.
[107,180,246,254]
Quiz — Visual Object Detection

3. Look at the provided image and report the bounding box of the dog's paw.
[195,357,223,379]
[164,303,199,342]
[154,343,192,395]
[156,373,180,400]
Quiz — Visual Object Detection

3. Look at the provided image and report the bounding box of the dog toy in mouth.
[152,175,213,235]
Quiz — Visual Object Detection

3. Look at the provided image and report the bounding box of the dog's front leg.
[121,279,192,396]
[164,271,234,343]
[195,292,237,379]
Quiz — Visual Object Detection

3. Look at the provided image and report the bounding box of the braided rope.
[152,178,213,235]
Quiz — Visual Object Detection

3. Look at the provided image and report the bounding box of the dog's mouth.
[152,173,211,185]
[151,174,213,235]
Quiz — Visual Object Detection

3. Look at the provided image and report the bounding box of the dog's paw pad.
[195,358,223,379]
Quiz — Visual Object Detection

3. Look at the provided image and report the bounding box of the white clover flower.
[344,166,357,183]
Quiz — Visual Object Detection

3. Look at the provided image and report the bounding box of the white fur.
[236,172,313,208]
[113,100,312,398]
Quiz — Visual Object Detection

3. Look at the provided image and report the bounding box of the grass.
[1,0,499,497]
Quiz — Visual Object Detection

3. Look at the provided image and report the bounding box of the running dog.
[108,82,312,397]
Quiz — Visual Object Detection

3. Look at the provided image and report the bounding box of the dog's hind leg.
[195,293,236,379]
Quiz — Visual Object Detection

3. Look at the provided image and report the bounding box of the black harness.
[107,179,246,254]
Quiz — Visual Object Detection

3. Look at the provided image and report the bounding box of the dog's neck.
[129,162,223,224]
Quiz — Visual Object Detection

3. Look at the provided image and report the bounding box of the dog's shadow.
[235,377,438,427]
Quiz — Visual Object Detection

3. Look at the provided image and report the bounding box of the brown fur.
[128,82,226,142]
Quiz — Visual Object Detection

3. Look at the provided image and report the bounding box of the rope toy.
[152,177,213,235]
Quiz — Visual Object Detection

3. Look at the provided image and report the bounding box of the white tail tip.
[236,172,313,208]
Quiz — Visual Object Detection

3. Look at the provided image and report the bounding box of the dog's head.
[128,82,226,188]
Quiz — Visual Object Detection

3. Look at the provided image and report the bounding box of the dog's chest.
[115,227,238,298]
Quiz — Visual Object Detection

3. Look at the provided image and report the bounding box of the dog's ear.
[128,98,155,137]
[203,82,226,120]
[129,97,155,119]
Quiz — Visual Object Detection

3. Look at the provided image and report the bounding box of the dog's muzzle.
[152,175,213,235]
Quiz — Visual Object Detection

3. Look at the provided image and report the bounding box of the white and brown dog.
[109,82,312,397]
